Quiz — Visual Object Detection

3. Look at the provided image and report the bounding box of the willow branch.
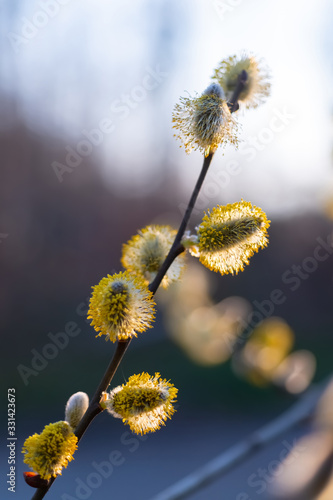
[31,340,132,499]
[148,72,246,294]
[30,75,245,500]
[149,376,332,500]
[30,153,214,500]
[149,152,214,293]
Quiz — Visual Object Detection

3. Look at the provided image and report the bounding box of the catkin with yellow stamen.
[172,83,238,156]
[213,53,271,109]
[122,225,185,288]
[101,373,178,435]
[88,271,156,342]
[188,200,270,275]
[22,421,78,480]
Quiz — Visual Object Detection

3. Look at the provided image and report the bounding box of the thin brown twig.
[148,152,214,294]
[30,73,246,500]
[30,152,214,500]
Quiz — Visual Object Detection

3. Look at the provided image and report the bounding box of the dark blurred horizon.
[2,112,333,376]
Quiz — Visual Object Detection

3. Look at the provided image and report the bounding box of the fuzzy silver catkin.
[65,392,89,429]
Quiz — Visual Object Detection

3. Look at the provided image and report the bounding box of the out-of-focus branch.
[149,376,333,500]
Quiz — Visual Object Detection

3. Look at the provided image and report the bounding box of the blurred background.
[1,0,333,499]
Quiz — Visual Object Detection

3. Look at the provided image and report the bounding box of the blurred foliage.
[161,263,317,398]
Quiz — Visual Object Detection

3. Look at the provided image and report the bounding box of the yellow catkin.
[88,271,156,342]
[191,200,270,275]
[122,225,185,288]
[172,83,238,156]
[213,53,271,109]
[22,421,78,480]
[102,373,178,435]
